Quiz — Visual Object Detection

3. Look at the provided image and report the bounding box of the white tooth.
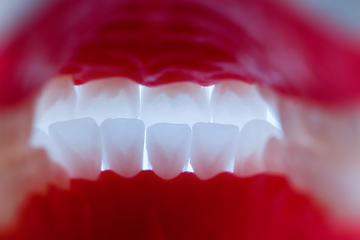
[146,123,191,180]
[140,82,210,127]
[190,122,238,180]
[29,127,58,161]
[34,76,76,133]
[234,119,282,177]
[100,118,144,178]
[75,77,140,125]
[48,118,102,180]
[210,80,267,128]
[257,85,281,122]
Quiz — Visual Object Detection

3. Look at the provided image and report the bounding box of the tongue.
[0,171,354,240]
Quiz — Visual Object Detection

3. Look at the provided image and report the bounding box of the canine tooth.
[49,118,102,180]
[146,123,191,180]
[140,82,210,127]
[234,119,282,177]
[258,85,281,122]
[190,122,238,180]
[75,77,140,125]
[100,118,145,178]
[34,76,76,133]
[210,80,267,128]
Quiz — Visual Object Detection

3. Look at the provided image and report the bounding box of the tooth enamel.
[75,77,140,125]
[100,118,145,178]
[29,127,58,161]
[48,118,102,180]
[258,85,281,122]
[33,76,76,133]
[140,82,210,127]
[210,80,267,128]
[234,119,283,177]
[190,122,239,180]
[146,123,191,180]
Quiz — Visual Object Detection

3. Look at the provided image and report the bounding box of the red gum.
[1,0,360,107]
[0,171,354,240]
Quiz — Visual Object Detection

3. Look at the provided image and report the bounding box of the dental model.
[0,0,360,239]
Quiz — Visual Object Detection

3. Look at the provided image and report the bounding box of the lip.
[1,0,360,239]
[1,0,360,108]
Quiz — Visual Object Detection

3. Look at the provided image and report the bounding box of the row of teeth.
[2,74,360,226]
[30,76,282,181]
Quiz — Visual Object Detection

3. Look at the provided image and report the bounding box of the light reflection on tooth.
[49,118,102,181]
[100,118,145,178]
[33,76,76,133]
[234,119,282,177]
[140,82,210,127]
[257,85,281,123]
[210,80,267,129]
[146,123,191,180]
[75,77,140,125]
[190,122,239,180]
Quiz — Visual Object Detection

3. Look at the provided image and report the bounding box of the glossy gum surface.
[0,171,354,240]
[1,0,360,238]
[1,0,360,108]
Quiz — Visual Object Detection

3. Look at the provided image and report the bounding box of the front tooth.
[146,123,191,180]
[190,122,239,180]
[140,82,210,127]
[210,80,267,128]
[33,76,76,133]
[48,118,102,180]
[75,77,140,125]
[100,118,145,178]
[234,119,283,177]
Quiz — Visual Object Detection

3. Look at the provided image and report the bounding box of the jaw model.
[1,0,360,239]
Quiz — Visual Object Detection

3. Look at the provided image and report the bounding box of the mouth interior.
[2,0,360,238]
[31,76,282,181]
